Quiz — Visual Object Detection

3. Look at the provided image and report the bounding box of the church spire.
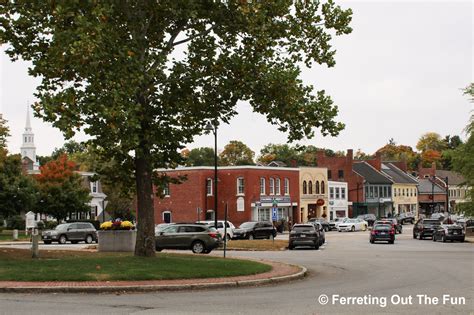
[25,103,32,132]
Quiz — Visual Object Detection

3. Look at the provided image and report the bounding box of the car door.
[253,223,263,238]
[157,225,179,248]
[177,226,195,248]
[67,223,80,240]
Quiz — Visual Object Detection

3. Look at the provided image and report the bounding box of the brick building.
[154,166,300,226]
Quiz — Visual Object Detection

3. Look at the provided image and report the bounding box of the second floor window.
[309,181,313,194]
[341,187,346,199]
[330,187,334,199]
[163,183,170,196]
[315,181,320,194]
[321,181,325,194]
[303,181,307,194]
[275,178,281,195]
[335,187,340,199]
[206,179,213,196]
[91,181,98,193]
[284,178,289,195]
[260,177,265,195]
[270,178,275,195]
[338,170,344,179]
[237,177,245,195]
[328,170,332,179]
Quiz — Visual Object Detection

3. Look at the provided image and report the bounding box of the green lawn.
[0,249,271,281]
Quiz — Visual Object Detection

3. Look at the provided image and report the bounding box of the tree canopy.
[219,140,255,166]
[0,114,10,151]
[416,132,447,152]
[183,147,215,167]
[1,1,352,256]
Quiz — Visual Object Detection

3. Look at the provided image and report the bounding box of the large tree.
[416,132,447,152]
[0,114,10,151]
[452,84,474,215]
[219,140,255,166]
[0,153,37,219]
[183,147,215,167]
[35,155,91,222]
[1,1,352,256]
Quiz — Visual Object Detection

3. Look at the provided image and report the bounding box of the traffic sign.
[272,207,278,221]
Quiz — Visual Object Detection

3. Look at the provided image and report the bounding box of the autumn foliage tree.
[219,141,255,166]
[1,1,352,256]
[35,155,90,222]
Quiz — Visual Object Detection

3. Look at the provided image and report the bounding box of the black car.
[370,224,395,244]
[308,218,330,232]
[289,224,321,250]
[155,223,222,254]
[232,221,277,240]
[376,218,402,234]
[396,212,415,225]
[433,224,465,243]
[357,214,377,226]
[413,219,442,240]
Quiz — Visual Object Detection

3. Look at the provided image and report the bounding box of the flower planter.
[98,230,137,252]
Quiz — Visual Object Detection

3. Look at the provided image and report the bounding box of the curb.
[0,265,307,294]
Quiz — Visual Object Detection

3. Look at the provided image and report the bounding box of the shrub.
[6,216,25,230]
[44,221,58,230]
[100,219,135,230]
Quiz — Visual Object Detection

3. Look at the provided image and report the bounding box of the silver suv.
[42,222,98,244]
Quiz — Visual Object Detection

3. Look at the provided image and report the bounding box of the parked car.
[337,218,368,232]
[155,223,222,254]
[456,218,474,230]
[432,224,465,243]
[376,218,402,234]
[396,212,415,225]
[413,218,442,240]
[309,221,326,246]
[42,222,97,244]
[155,223,172,235]
[308,218,330,232]
[370,224,395,244]
[357,214,377,226]
[329,217,348,230]
[197,220,236,240]
[289,224,321,250]
[232,221,277,240]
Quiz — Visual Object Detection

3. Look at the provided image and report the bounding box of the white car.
[198,220,236,240]
[337,218,368,232]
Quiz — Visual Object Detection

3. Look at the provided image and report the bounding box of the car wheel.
[226,234,231,242]
[370,239,374,244]
[433,235,437,242]
[248,234,254,240]
[155,246,163,252]
[389,240,394,244]
[85,234,93,244]
[413,233,417,239]
[418,233,423,240]
[288,244,294,250]
[58,235,67,244]
[191,241,206,254]
[314,241,320,250]
[460,237,465,242]
[43,240,52,245]
[442,235,446,243]
[399,228,402,234]
[338,229,341,232]
[351,226,355,232]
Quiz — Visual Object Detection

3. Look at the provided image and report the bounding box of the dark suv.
[232,221,277,240]
[42,222,97,244]
[155,223,222,254]
[413,219,442,240]
[289,224,321,250]
[376,218,402,234]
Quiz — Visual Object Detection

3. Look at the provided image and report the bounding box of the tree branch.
[172,24,216,47]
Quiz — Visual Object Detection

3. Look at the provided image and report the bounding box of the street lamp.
[205,121,218,229]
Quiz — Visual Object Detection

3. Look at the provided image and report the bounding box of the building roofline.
[155,165,300,172]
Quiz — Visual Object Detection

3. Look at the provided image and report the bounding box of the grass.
[0,248,272,282]
[0,230,29,242]
[226,240,288,251]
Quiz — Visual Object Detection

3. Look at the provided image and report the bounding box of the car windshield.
[55,224,68,231]
[239,222,256,229]
[424,220,441,225]
[346,219,357,223]
[293,226,314,233]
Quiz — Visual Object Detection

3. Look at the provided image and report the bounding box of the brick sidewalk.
[0,260,306,293]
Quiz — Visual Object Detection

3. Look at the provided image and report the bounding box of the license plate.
[300,234,306,238]
[453,231,459,235]
[380,232,386,235]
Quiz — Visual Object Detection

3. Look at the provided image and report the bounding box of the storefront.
[252,196,298,223]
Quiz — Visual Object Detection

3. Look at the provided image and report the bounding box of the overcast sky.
[1,0,472,158]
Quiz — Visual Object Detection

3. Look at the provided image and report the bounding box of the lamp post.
[205,121,218,229]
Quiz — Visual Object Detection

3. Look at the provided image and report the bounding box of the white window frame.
[206,178,213,196]
[275,178,281,195]
[330,187,334,199]
[341,187,346,199]
[335,187,340,199]
[260,177,266,195]
[163,183,170,197]
[90,181,98,193]
[237,177,245,195]
[162,211,172,223]
[269,178,275,195]
[284,178,289,195]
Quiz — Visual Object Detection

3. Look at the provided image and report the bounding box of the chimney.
[316,150,325,163]
[290,159,298,167]
[347,149,353,161]
[391,161,407,172]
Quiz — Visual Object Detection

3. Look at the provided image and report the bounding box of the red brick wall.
[153,167,300,226]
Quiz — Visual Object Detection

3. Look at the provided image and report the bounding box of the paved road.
[0,226,472,314]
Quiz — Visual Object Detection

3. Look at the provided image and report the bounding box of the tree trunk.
[134,152,155,257]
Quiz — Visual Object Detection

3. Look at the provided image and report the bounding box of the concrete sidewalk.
[0,259,306,293]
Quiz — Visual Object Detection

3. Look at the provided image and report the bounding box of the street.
[0,225,472,314]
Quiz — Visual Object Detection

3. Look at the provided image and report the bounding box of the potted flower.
[98,219,137,252]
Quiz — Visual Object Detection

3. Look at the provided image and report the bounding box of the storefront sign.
[260,196,291,204]
[316,199,325,206]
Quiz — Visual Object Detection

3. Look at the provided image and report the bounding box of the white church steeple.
[20,104,38,169]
